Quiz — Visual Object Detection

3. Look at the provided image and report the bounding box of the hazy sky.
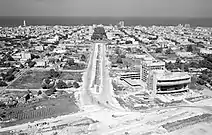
[0,0,212,17]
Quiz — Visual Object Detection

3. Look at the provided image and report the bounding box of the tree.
[67,58,75,66]
[81,54,86,62]
[6,68,16,76]
[41,78,55,89]
[187,45,193,52]
[180,47,184,51]
[199,60,212,70]
[27,60,36,68]
[50,69,60,78]
[1,73,6,80]
[0,81,7,87]
[116,57,123,64]
[3,53,15,61]
[120,54,126,58]
[189,61,200,68]
[125,41,132,44]
[197,78,205,85]
[126,47,131,52]
[206,55,212,63]
[45,87,57,96]
[57,80,68,89]
[165,48,172,54]
[73,82,80,88]
[165,62,176,70]
[155,48,163,53]
[123,59,131,69]
[115,47,121,55]
[31,54,40,60]
[20,64,24,68]
[199,74,208,81]
[0,101,6,108]
[176,57,181,63]
[5,75,15,82]
[37,90,42,95]
[67,81,73,88]
[77,77,82,82]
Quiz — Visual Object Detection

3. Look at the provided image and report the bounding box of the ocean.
[0,16,212,27]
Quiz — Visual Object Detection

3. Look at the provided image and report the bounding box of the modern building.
[140,60,165,82]
[21,52,31,60]
[147,70,191,96]
[176,51,196,58]
[23,20,26,27]
[120,72,140,80]
[200,48,212,55]
[119,21,125,28]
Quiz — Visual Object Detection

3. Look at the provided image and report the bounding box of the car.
[106,101,109,104]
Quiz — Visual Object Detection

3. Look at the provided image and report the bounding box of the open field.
[59,72,83,82]
[8,70,49,89]
[0,93,79,128]
[8,70,83,89]
[162,113,212,132]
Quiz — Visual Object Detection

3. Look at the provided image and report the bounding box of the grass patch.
[9,70,83,89]
[0,94,79,128]
[59,72,83,82]
[8,70,50,89]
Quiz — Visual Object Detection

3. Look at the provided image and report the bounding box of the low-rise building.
[176,51,196,58]
[200,48,212,54]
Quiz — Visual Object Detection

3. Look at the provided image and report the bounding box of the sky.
[0,0,212,17]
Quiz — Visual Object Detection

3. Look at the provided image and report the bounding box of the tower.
[147,71,157,97]
[119,21,125,28]
[141,60,148,82]
[23,20,26,27]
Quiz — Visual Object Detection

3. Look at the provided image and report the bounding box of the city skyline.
[0,0,212,17]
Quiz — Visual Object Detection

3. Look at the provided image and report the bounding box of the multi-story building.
[119,21,125,28]
[140,60,165,82]
[140,59,191,96]
[147,70,191,96]
[200,48,212,55]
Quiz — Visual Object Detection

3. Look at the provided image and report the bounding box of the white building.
[21,52,31,60]
[140,60,166,82]
[176,52,196,58]
[200,48,212,55]
[147,70,191,97]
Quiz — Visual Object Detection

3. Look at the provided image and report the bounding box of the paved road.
[97,43,124,111]
[81,43,96,105]
[145,105,212,113]
[121,29,155,60]
[99,44,115,104]
[106,105,212,135]
[80,42,123,111]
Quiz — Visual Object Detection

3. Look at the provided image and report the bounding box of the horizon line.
[0,16,212,19]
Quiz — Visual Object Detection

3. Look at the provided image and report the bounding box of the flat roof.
[154,71,190,81]
[143,60,165,67]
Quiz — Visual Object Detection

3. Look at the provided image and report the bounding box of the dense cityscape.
[0,20,212,134]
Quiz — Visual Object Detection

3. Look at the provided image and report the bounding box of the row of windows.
[121,74,140,77]
[157,78,190,83]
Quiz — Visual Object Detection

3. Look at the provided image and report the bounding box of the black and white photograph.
[0,0,212,134]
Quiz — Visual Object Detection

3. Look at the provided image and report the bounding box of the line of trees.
[41,69,80,90]
[91,27,107,40]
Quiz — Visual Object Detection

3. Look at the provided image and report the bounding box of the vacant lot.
[59,72,83,82]
[0,93,79,128]
[8,70,83,89]
[8,70,49,89]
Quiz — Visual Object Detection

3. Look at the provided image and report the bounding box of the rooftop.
[154,71,190,81]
